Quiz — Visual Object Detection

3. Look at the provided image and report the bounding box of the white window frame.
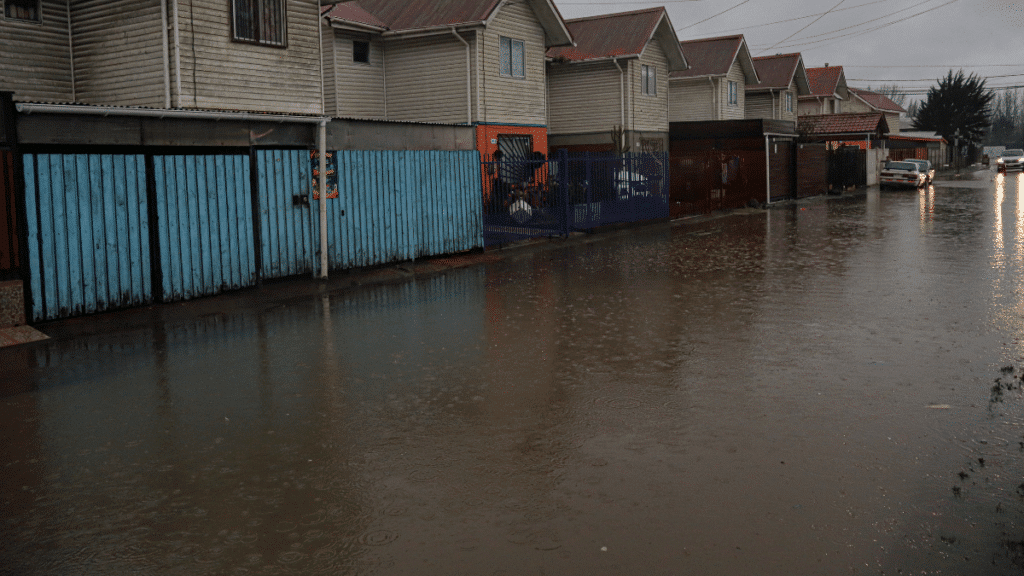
[728,81,738,106]
[4,0,41,22]
[499,36,525,79]
[231,0,287,48]
[786,92,793,113]
[642,65,657,96]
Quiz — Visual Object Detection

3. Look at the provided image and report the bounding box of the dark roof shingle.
[547,8,662,61]
[849,87,906,113]
[672,35,744,78]
[748,53,801,91]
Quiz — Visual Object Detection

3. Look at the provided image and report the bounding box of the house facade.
[670,35,758,122]
[745,53,810,123]
[2,0,323,114]
[545,7,687,154]
[798,65,849,116]
[320,0,573,159]
[846,87,904,134]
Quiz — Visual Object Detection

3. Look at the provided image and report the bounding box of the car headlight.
[998,158,1006,163]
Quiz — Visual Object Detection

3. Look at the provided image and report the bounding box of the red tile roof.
[672,35,744,78]
[547,8,664,61]
[849,87,906,113]
[799,112,889,136]
[748,53,801,91]
[806,65,844,97]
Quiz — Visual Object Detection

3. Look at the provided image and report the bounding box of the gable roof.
[671,35,758,83]
[323,0,573,46]
[799,112,889,136]
[849,87,906,114]
[747,53,810,95]
[547,7,687,71]
[805,65,846,98]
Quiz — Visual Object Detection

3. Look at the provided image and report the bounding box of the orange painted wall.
[475,125,548,159]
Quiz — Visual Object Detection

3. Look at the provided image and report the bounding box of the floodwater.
[3,169,1024,575]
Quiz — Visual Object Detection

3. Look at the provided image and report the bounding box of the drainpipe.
[708,77,716,120]
[171,0,182,107]
[318,119,328,279]
[613,58,625,145]
[161,0,171,107]
[451,28,472,125]
[65,0,75,102]
[765,134,771,205]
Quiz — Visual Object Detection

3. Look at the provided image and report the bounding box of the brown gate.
[0,150,17,278]
[669,148,766,217]
[769,139,794,201]
[797,143,828,198]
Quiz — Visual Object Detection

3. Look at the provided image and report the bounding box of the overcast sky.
[554,0,1024,103]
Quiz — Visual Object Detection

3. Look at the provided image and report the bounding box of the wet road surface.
[3,169,1024,575]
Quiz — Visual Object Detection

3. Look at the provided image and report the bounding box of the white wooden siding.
[1,0,73,102]
[631,39,669,133]
[72,0,165,107]
[481,0,547,125]
[745,93,775,120]
[669,78,713,122]
[720,60,745,120]
[547,61,621,135]
[384,34,471,124]
[178,0,322,114]
[326,28,385,119]
[885,111,900,134]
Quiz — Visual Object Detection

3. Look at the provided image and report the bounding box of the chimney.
[824,63,829,68]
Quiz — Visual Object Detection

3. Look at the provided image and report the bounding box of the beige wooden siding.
[781,87,796,122]
[481,0,547,125]
[327,29,384,119]
[720,60,745,120]
[547,61,621,135]
[798,98,822,116]
[845,95,871,114]
[885,111,900,134]
[631,40,669,132]
[177,0,322,114]
[1,0,73,102]
[72,0,165,107]
[745,93,775,120]
[321,22,336,116]
[384,33,472,125]
[669,78,713,122]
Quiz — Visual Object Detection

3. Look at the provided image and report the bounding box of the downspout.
[318,119,328,279]
[160,0,171,107]
[708,77,716,120]
[765,134,771,205]
[171,0,182,107]
[451,28,472,125]
[66,0,75,102]
[613,58,625,146]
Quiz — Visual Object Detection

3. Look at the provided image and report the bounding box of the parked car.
[614,170,651,200]
[903,159,934,184]
[880,161,927,190]
[997,149,1024,172]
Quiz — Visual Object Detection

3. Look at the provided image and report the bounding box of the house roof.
[849,87,906,114]
[671,34,758,83]
[799,112,889,136]
[805,65,846,98]
[747,53,810,95]
[323,0,573,46]
[547,7,687,71]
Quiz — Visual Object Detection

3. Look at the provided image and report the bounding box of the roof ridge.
[564,6,663,23]
[752,52,800,61]
[679,34,744,44]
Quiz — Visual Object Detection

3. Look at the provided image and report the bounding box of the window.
[641,65,657,96]
[232,0,286,47]
[499,36,525,78]
[4,0,40,22]
[727,81,738,106]
[786,92,793,113]
[353,40,370,64]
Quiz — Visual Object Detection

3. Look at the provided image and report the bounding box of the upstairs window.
[4,0,40,22]
[786,92,793,112]
[232,0,286,47]
[641,65,657,96]
[499,36,525,78]
[353,40,370,64]
[727,81,738,106]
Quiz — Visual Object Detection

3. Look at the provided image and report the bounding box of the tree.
[913,70,995,165]
[868,83,908,108]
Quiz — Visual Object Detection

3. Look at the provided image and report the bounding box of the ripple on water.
[278,550,307,564]
[359,529,398,546]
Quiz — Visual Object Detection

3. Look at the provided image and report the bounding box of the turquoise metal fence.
[23,154,152,322]
[152,155,256,301]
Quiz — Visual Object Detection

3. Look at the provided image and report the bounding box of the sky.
[553,0,1024,104]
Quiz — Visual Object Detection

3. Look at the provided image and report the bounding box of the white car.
[903,159,934,184]
[614,170,650,200]
[880,161,926,190]
[997,149,1024,172]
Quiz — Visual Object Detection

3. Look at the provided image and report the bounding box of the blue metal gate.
[23,154,152,322]
[257,149,316,280]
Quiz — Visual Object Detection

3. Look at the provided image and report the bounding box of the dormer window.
[232,0,286,47]
[4,0,40,22]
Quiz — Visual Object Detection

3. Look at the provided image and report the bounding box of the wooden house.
[1,0,323,114]
[847,88,904,134]
[320,0,574,159]
[745,53,810,123]
[545,7,687,155]
[669,35,759,122]
[798,65,849,116]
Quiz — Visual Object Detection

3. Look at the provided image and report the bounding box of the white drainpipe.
[451,28,472,125]
[765,134,771,205]
[613,58,625,145]
[318,119,328,279]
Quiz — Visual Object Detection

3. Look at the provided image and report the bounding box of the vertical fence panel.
[0,150,17,275]
[258,150,314,280]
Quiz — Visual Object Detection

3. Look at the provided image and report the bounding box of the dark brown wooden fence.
[797,143,828,198]
[0,149,18,278]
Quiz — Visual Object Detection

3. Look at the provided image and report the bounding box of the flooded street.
[4,169,1024,575]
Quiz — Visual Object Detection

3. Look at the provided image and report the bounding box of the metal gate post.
[559,148,569,236]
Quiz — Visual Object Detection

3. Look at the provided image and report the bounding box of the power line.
[676,0,752,31]
[757,0,847,55]
[701,0,893,36]
[851,73,1024,82]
